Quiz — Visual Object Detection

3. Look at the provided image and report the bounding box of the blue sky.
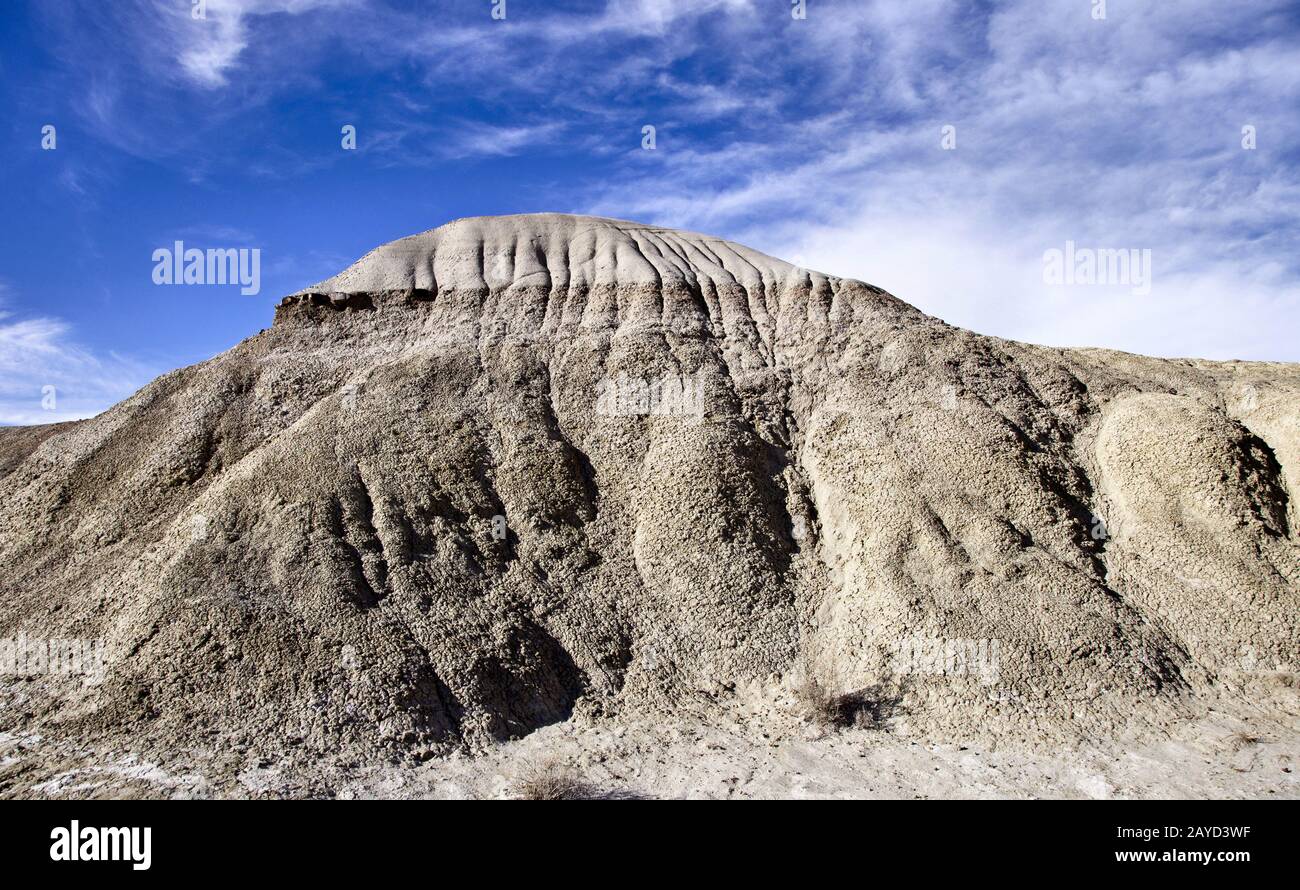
[2,0,1298,423]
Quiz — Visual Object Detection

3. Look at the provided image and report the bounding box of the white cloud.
[445,121,565,158]
[0,300,154,426]
[30,0,1300,363]
[160,0,357,88]
[574,0,1300,360]
[767,208,1300,361]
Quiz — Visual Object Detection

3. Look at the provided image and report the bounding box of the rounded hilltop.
[293,213,833,296]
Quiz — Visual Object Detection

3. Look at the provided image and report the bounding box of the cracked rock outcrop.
[1,213,1297,763]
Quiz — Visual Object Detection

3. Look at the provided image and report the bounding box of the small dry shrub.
[794,676,861,728]
[793,675,902,730]
[513,759,598,801]
[1222,731,1259,753]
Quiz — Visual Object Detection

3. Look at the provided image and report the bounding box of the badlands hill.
[0,214,1297,778]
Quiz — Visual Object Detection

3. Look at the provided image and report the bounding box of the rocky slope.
[1,214,1296,773]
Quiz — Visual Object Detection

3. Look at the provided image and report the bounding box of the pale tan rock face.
[0,214,1296,763]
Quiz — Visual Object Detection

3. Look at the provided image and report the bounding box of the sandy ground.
[3,691,1295,800]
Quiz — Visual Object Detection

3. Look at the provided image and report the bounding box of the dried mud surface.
[1,214,1296,797]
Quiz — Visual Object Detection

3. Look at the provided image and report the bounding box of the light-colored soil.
[3,689,1295,799]
[1,214,1296,796]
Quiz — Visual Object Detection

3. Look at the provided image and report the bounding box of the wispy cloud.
[0,289,154,425]
[171,223,259,244]
[445,121,566,159]
[163,0,358,88]
[364,118,566,166]
[573,0,1300,359]
[19,0,1300,363]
